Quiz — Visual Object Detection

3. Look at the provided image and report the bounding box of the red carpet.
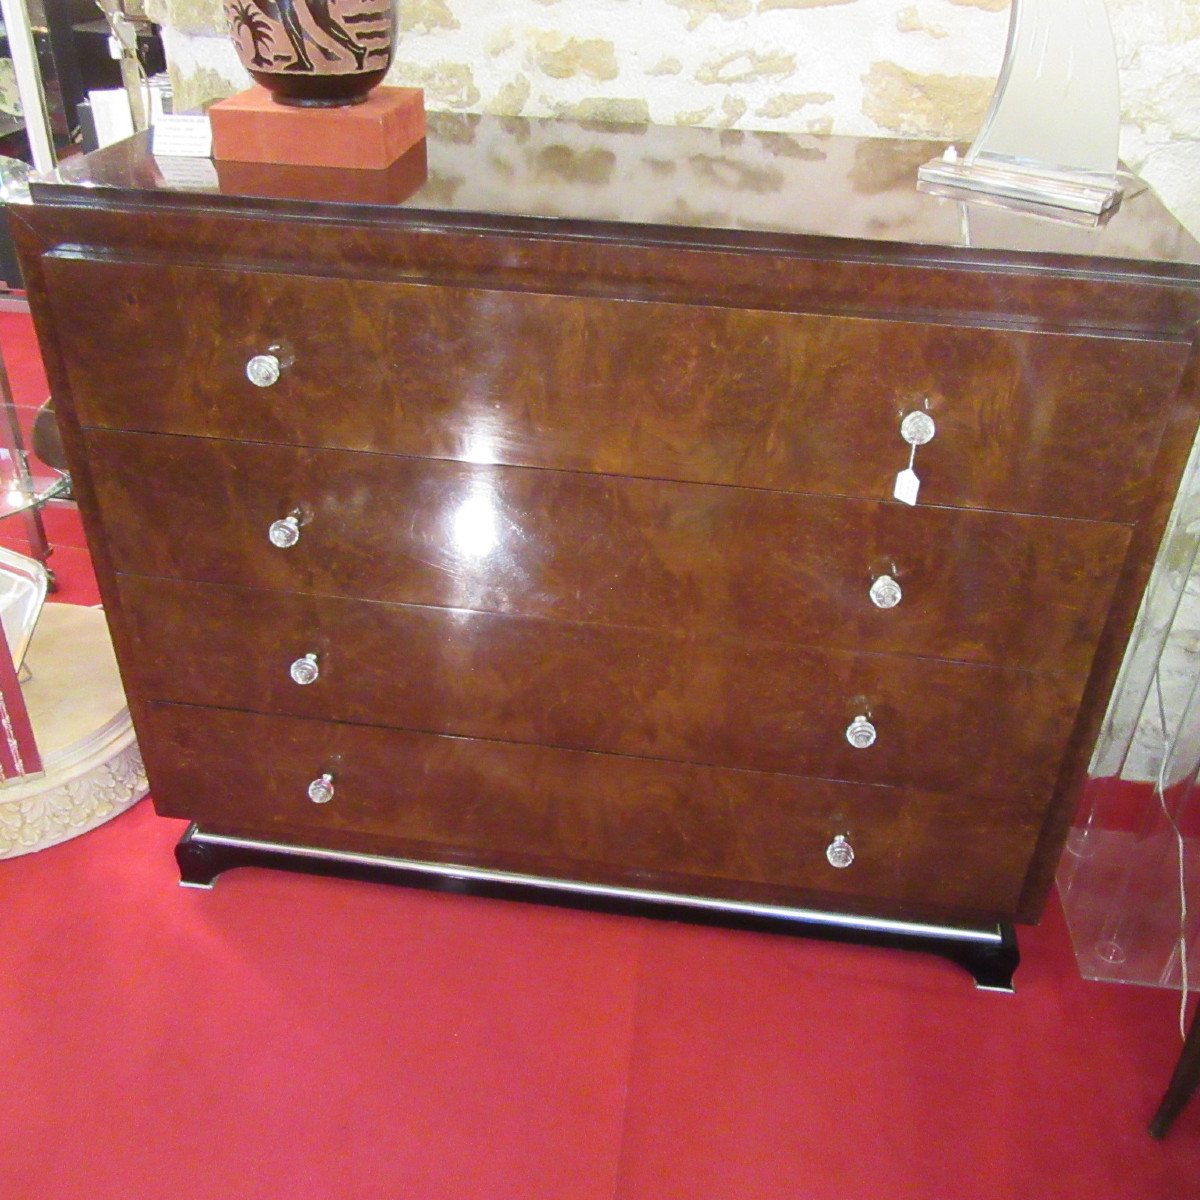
[1,310,1197,1199]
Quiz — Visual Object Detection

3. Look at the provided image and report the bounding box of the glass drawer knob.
[900,411,936,446]
[246,353,281,388]
[826,835,855,869]
[269,512,302,549]
[290,653,320,686]
[869,574,902,609]
[846,714,877,749]
[307,772,335,805]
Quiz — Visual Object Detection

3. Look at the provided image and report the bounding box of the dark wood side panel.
[141,702,1041,919]
[48,254,1186,522]
[1017,337,1200,918]
[118,574,1084,802]
[4,212,161,766]
[87,430,1128,674]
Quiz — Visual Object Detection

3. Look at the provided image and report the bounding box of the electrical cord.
[1153,663,1191,1041]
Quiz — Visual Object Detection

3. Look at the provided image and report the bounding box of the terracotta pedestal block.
[210,86,425,171]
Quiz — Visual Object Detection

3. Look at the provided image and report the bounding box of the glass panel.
[0,543,47,667]
[1058,430,1200,990]
[0,607,41,780]
[0,341,68,519]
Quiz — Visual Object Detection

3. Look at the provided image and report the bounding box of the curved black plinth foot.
[175,823,224,889]
[940,922,1019,992]
[173,825,1020,989]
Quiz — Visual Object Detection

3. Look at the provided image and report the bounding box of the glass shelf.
[0,467,70,521]
[0,321,69,787]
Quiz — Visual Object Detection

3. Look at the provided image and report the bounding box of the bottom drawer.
[141,703,1042,920]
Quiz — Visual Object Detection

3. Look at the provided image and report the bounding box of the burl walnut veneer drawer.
[141,702,1042,917]
[88,430,1128,674]
[48,254,1188,522]
[118,575,1084,803]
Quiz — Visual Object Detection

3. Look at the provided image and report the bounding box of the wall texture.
[149,0,1200,233]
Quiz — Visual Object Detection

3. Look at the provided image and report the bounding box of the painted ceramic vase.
[225,0,394,107]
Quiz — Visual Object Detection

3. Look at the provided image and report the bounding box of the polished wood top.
[26,113,1200,273]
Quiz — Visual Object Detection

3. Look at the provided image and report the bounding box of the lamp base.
[918,152,1122,218]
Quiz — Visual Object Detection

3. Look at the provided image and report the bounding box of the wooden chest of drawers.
[13,117,1200,986]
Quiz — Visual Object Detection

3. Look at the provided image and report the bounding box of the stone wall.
[151,0,1200,233]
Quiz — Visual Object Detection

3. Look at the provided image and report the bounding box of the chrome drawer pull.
[246,352,282,388]
[268,509,304,549]
[307,773,335,805]
[895,409,936,506]
[869,574,902,609]
[289,653,320,686]
[845,714,877,749]
[826,834,855,869]
[900,410,935,446]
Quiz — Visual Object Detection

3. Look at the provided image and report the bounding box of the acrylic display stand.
[1057,447,1200,990]
[1057,429,1200,1134]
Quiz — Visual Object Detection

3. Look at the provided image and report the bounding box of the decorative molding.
[0,736,148,858]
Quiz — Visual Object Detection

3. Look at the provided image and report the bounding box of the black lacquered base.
[250,68,388,107]
[175,824,1020,991]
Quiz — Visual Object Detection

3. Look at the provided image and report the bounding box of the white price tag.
[153,155,220,190]
[151,113,213,159]
[894,467,920,506]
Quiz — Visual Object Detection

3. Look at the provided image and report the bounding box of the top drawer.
[45,253,1186,522]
